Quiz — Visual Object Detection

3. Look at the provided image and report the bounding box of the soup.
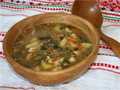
[12,23,93,72]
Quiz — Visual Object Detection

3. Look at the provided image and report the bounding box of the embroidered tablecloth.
[0,0,120,90]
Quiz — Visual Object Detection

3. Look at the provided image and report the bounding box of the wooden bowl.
[3,13,99,86]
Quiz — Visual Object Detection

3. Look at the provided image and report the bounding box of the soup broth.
[12,23,93,72]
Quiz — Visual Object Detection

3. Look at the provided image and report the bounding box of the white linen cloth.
[0,0,120,90]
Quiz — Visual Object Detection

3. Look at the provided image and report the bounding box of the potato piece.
[41,61,54,70]
[52,66,62,71]
[25,41,40,49]
[30,37,39,43]
[65,27,72,33]
[71,33,77,39]
[60,38,67,47]
[69,56,76,63]
[59,57,64,63]
[46,56,53,64]
[28,48,37,52]
[73,50,80,55]
[62,62,69,67]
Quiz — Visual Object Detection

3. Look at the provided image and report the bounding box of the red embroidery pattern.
[0,51,5,58]
[0,0,72,6]
[1,0,120,12]
[99,0,120,12]
[102,11,120,16]
[0,32,5,36]
[90,63,120,75]
[98,44,111,49]
[0,4,70,12]
[91,63,119,69]
[89,63,120,75]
